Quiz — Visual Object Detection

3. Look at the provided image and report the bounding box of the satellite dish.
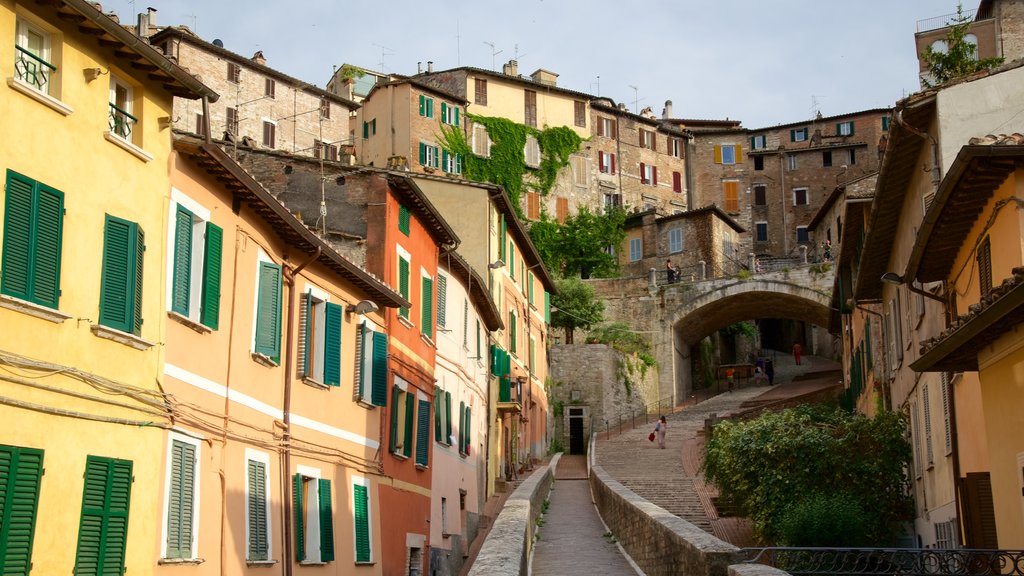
[213,39,224,48]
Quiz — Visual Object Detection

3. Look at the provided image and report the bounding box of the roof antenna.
[483,41,502,71]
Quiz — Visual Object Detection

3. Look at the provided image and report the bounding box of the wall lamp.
[346,300,379,315]
[488,259,505,269]
[83,67,108,82]
[880,272,947,303]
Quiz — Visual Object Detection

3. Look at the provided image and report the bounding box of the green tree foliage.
[921,4,1004,87]
[550,275,604,344]
[529,207,626,279]
[702,405,913,545]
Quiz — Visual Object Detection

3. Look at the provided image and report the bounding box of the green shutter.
[324,302,342,386]
[509,245,515,279]
[200,222,222,329]
[2,171,64,309]
[74,456,133,576]
[353,485,370,563]
[403,391,415,457]
[445,391,452,442]
[544,291,551,324]
[499,215,506,260]
[433,387,443,442]
[299,292,312,378]
[166,440,196,559]
[371,119,376,135]
[442,149,449,171]
[317,479,334,561]
[255,262,282,362]
[362,121,369,139]
[464,407,471,454]
[530,338,536,376]
[882,116,890,131]
[441,102,447,122]
[528,272,534,304]
[418,95,425,116]
[171,206,193,316]
[398,205,411,235]
[790,129,796,142]
[509,311,517,353]
[293,474,305,562]
[0,445,44,574]
[398,256,410,319]
[246,460,269,561]
[419,142,427,165]
[458,401,466,454]
[427,98,434,118]
[371,332,388,406]
[415,399,430,466]
[454,108,460,127]
[437,275,447,328]
[389,387,401,453]
[99,216,141,334]
[132,226,145,336]
[355,323,367,399]
[421,276,434,337]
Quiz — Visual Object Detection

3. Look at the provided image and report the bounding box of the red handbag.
[648,432,656,442]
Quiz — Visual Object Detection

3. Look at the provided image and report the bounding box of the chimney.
[417,61,422,74]
[663,100,673,119]
[136,11,147,38]
[427,61,434,73]
[147,6,156,27]
[530,69,558,86]
[251,51,266,66]
[502,59,518,77]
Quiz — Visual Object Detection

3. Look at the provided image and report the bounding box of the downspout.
[856,303,889,408]
[281,247,321,576]
[894,109,942,185]
[202,96,212,145]
[683,131,695,210]
[219,225,243,576]
[780,151,788,254]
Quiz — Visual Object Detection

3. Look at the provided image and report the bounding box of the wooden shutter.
[362,122,369,139]
[75,456,133,576]
[0,445,44,574]
[415,399,431,466]
[246,460,269,561]
[418,95,425,116]
[200,222,222,329]
[418,142,427,165]
[962,472,999,548]
[437,275,447,328]
[441,102,448,123]
[458,401,466,454]
[99,216,142,334]
[597,119,604,137]
[714,145,723,164]
[673,171,682,193]
[353,485,370,562]
[171,206,193,316]
[371,332,388,406]
[324,302,342,386]
[499,215,507,260]
[464,407,472,454]
[389,389,401,453]
[132,225,145,336]
[610,154,616,174]
[640,162,647,184]
[298,292,312,378]
[166,439,196,559]
[292,474,305,561]
[226,107,237,135]
[978,236,992,297]
[612,119,618,139]
[544,291,551,324]
[317,479,334,561]
[434,387,443,441]
[734,144,744,163]
[509,310,517,353]
[403,391,415,457]
[2,171,64,309]
[653,166,658,186]
[398,256,410,319]
[427,98,434,118]
[597,151,605,172]
[398,205,411,235]
[527,192,540,220]
[265,78,275,98]
[262,122,275,148]
[724,182,739,212]
[255,262,282,362]
[445,391,452,442]
[355,323,367,399]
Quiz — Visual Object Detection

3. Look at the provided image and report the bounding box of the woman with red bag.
[653,416,667,449]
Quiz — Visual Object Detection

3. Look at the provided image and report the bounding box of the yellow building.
[0,1,216,574]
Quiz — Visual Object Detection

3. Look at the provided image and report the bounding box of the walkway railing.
[601,394,674,440]
[744,547,1024,575]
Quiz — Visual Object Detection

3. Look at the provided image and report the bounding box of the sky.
[116,0,966,128]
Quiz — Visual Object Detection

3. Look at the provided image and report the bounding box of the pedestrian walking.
[725,366,735,392]
[665,259,678,283]
[654,416,667,449]
[765,359,775,385]
[792,342,802,365]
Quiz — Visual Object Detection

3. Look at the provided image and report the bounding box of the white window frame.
[109,73,134,143]
[751,134,767,150]
[261,118,277,148]
[421,142,439,168]
[441,103,457,125]
[14,16,53,95]
[787,154,798,171]
[600,117,614,137]
[669,137,682,158]
[160,431,202,561]
[300,283,331,384]
[244,448,273,562]
[295,464,328,564]
[792,187,809,206]
[599,151,614,174]
[721,145,737,165]
[166,188,214,325]
[640,129,655,150]
[641,163,655,186]
[629,238,642,262]
[471,124,491,157]
[838,121,854,136]
[793,128,808,142]
[668,228,683,254]
[524,135,541,168]
[443,151,461,174]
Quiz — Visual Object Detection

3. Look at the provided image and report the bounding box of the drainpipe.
[780,151,788,254]
[281,247,321,576]
[202,96,212,145]
[894,109,942,184]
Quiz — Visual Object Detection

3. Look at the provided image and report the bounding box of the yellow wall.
[466,71,588,137]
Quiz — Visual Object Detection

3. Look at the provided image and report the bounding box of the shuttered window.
[390,382,416,458]
[298,292,343,386]
[398,205,411,235]
[355,323,388,406]
[415,398,431,467]
[2,170,64,309]
[165,439,197,559]
[509,310,517,354]
[262,121,276,148]
[99,215,145,336]
[226,107,238,135]
[227,62,240,83]
[436,275,447,329]
[170,204,222,329]
[74,456,133,576]
[0,445,44,574]
[527,192,541,220]
[254,261,282,363]
[978,236,992,297]
[723,181,740,212]
[418,95,434,118]
[923,385,934,466]
[524,90,537,127]
[574,100,586,127]
[473,79,487,105]
[421,276,434,338]
[556,197,568,224]
[353,483,371,563]
[246,459,270,561]
[293,474,334,562]
[398,255,410,319]
[264,78,275,98]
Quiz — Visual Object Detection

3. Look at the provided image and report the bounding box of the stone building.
[619,206,745,281]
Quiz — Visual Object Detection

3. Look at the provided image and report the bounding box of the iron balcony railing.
[917,8,980,33]
[744,547,1024,575]
[109,103,137,140]
[14,44,56,92]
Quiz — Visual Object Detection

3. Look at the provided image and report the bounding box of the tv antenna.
[629,85,644,114]
[484,41,502,71]
[372,43,394,72]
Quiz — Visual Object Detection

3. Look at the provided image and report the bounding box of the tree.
[550,275,604,344]
[702,405,913,545]
[921,4,1004,87]
[528,206,626,279]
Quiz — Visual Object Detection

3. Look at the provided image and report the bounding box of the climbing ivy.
[440,114,583,213]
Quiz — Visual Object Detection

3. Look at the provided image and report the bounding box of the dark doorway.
[568,408,585,454]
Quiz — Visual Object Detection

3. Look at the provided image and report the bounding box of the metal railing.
[601,394,674,440]
[109,103,137,140]
[14,44,55,92]
[744,547,1024,575]
[917,8,979,33]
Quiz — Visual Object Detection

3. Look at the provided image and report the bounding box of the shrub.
[777,493,871,547]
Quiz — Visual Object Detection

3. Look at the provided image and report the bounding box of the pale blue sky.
[120,0,966,127]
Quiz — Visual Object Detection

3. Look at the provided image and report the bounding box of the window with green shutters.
[527,272,534,305]
[509,310,517,354]
[421,276,433,338]
[355,322,388,406]
[418,94,434,118]
[398,205,411,236]
[164,437,198,559]
[74,455,133,576]
[293,473,333,562]
[397,255,410,320]
[415,398,430,467]
[458,402,471,456]
[499,214,506,260]
[440,102,459,126]
[254,261,282,363]
[246,457,270,562]
[297,291,343,386]
[418,142,440,168]
[389,382,415,458]
[353,482,371,563]
[2,170,64,309]
[434,388,452,445]
[544,291,551,324]
[0,445,44,575]
[169,202,222,329]
[529,337,536,376]
[508,244,515,280]
[99,215,144,335]
[436,275,447,329]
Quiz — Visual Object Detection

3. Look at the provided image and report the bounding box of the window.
[755,222,768,242]
[941,372,953,453]
[0,444,44,575]
[911,401,923,475]
[888,293,903,368]
[441,150,462,174]
[572,155,589,186]
[753,184,767,206]
[716,144,737,165]
[524,135,541,168]
[837,121,855,136]
[668,228,683,253]
[754,155,764,170]
[672,171,682,193]
[435,387,452,445]
[669,137,683,158]
[440,102,459,126]
[751,134,767,150]
[355,321,388,406]
[882,116,890,131]
[14,17,55,95]
[109,75,135,142]
[604,193,622,210]
[398,206,411,236]
[397,249,410,320]
[163,435,199,560]
[527,192,541,220]
[293,470,334,562]
[390,379,416,457]
[264,78,275,98]
[787,154,797,171]
[441,497,448,536]
[597,151,616,174]
[790,127,808,142]
[598,117,616,138]
[418,95,434,118]
[574,100,586,127]
[226,107,239,136]
[472,124,491,157]
[793,187,808,206]
[227,62,241,83]
[822,150,832,167]
[978,236,992,297]
[298,289,343,386]
[421,274,434,339]
[262,120,276,148]
[314,140,338,161]
[169,197,222,329]
[509,310,517,354]
[254,259,282,363]
[99,215,145,336]
[2,170,64,309]
[415,395,431,467]
[74,455,133,576]
[474,78,487,105]
[362,119,377,139]
[639,128,655,150]
[458,402,472,456]
[796,226,809,243]
[629,238,642,262]
[524,90,537,127]
[923,384,934,466]
[319,99,330,120]
[556,197,569,224]
[640,163,657,186]
[348,481,373,566]
[723,181,739,212]
[418,143,440,168]
[849,148,857,165]
[245,451,271,562]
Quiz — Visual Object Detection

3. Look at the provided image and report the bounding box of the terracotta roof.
[748,108,891,133]
[808,172,878,231]
[386,176,461,250]
[418,66,595,101]
[653,204,745,233]
[364,77,468,105]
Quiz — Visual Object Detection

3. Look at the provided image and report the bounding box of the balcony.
[109,103,137,140]
[14,45,55,93]
[496,377,522,415]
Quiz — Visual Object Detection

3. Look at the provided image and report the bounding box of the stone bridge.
[587,264,835,404]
